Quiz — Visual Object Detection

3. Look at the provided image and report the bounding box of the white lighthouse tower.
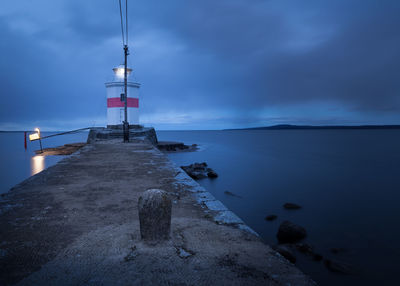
[105,66,140,128]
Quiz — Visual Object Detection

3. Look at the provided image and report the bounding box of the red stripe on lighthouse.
[107,97,139,108]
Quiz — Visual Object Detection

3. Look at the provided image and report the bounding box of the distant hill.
[226,124,400,130]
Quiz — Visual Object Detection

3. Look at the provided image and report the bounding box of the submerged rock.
[265,214,277,221]
[273,245,296,264]
[190,171,207,180]
[294,243,323,262]
[224,191,242,198]
[207,170,218,178]
[283,203,302,210]
[324,259,353,274]
[277,221,307,243]
[295,243,313,254]
[194,162,208,169]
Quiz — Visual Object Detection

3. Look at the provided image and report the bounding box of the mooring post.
[138,189,172,242]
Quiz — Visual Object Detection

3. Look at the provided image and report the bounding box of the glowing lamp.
[113,65,132,79]
[29,128,41,141]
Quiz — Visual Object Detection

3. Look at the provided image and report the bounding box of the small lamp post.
[29,128,43,153]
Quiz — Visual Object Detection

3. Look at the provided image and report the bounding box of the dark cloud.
[0,0,399,130]
[254,1,400,111]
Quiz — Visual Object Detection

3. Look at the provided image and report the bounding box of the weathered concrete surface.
[0,139,316,286]
[87,127,158,145]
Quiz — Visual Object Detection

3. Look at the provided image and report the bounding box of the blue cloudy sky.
[0,0,399,130]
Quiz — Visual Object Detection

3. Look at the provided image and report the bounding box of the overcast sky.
[0,0,399,130]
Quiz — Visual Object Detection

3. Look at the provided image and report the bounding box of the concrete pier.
[0,138,316,285]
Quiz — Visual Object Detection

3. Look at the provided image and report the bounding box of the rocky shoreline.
[180,162,218,180]
[157,141,198,152]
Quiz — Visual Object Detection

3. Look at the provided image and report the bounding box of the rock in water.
[265,214,278,221]
[283,203,302,210]
[224,191,242,198]
[181,163,218,180]
[273,245,296,263]
[190,171,207,180]
[277,221,307,243]
[294,243,323,261]
[207,170,218,178]
[138,189,172,242]
[193,162,207,169]
[295,243,313,254]
[324,259,353,274]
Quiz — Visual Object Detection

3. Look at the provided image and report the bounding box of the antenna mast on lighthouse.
[118,0,129,142]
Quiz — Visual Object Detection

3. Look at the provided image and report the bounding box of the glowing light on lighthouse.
[113,65,132,79]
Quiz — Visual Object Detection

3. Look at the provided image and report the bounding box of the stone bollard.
[138,189,172,241]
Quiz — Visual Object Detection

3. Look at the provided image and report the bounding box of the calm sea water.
[157,130,400,286]
[1,130,400,285]
[0,131,89,193]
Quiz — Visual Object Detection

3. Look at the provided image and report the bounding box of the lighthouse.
[105,65,140,128]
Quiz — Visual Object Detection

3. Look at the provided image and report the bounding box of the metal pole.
[39,138,43,153]
[123,44,129,142]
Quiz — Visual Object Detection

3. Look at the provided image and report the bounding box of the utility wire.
[126,0,128,45]
[118,0,125,46]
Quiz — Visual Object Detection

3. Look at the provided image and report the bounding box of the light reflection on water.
[31,155,45,176]
[0,131,88,193]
